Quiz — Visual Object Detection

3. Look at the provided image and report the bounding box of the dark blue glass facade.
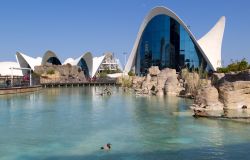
[135,15,209,75]
[78,58,90,78]
[47,57,61,65]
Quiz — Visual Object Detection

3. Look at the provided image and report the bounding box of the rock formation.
[34,64,86,84]
[218,70,250,110]
[180,69,200,97]
[191,85,224,117]
[132,66,182,96]
[192,69,250,118]
[130,66,250,119]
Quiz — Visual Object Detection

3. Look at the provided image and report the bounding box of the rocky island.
[126,64,250,119]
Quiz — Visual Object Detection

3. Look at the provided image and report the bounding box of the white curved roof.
[82,52,93,77]
[124,6,225,72]
[198,16,225,70]
[71,52,93,77]
[16,52,42,70]
[42,50,61,65]
[63,58,75,65]
[92,55,106,77]
[0,62,23,76]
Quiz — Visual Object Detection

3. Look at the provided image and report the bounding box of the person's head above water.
[100,143,111,151]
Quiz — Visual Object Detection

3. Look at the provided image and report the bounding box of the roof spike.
[198,16,226,70]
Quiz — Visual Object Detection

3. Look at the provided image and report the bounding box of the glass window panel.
[135,14,211,75]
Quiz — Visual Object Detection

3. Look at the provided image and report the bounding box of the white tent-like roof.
[13,51,121,78]
[63,58,75,65]
[16,52,42,71]
[92,55,106,77]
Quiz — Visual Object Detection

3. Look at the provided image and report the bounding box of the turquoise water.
[0,87,250,160]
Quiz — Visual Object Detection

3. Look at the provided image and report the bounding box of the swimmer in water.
[100,143,111,151]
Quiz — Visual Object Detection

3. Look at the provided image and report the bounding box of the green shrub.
[32,72,41,78]
[238,59,248,70]
[128,71,135,76]
[99,72,107,78]
[47,69,55,75]
[217,67,229,73]
[121,77,132,88]
[217,59,249,73]
[100,69,121,75]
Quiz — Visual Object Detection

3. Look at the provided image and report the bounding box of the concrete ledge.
[0,85,42,95]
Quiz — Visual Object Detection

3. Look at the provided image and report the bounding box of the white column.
[29,69,32,86]
[10,67,13,87]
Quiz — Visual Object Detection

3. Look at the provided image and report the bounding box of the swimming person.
[100,143,111,151]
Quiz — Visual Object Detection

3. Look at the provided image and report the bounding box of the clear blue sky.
[0,0,249,66]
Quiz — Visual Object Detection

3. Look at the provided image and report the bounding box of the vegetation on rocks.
[121,77,132,88]
[128,71,135,76]
[217,59,249,73]
[46,69,55,75]
[34,64,86,84]
[97,69,122,78]
[98,72,108,78]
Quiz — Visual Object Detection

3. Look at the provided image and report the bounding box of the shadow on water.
[19,142,250,160]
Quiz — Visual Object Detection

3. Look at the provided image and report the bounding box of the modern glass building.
[125,7,226,75]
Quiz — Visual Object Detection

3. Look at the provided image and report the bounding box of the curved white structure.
[92,55,106,77]
[71,52,93,77]
[63,58,75,65]
[42,50,61,65]
[125,6,226,72]
[16,52,42,71]
[14,51,121,78]
[0,62,23,76]
[198,16,226,70]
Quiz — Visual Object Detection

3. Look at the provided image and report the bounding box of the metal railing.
[0,76,30,88]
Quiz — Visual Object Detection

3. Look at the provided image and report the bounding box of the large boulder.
[158,68,177,78]
[194,86,224,110]
[148,66,160,76]
[216,69,250,109]
[219,81,250,109]
[182,71,200,96]
[132,76,145,88]
[192,85,224,117]
[157,68,178,96]
[164,76,181,95]
[211,73,225,85]
[223,69,250,82]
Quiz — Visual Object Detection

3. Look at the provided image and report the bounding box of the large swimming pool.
[0,87,250,160]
